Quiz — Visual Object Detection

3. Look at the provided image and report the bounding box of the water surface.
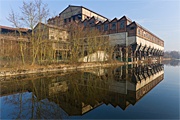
[0,61,179,119]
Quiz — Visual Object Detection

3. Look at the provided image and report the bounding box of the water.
[0,61,179,119]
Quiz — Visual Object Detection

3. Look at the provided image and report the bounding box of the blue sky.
[0,0,180,51]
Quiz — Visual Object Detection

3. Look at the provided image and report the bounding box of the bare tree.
[8,0,49,65]
[67,22,113,63]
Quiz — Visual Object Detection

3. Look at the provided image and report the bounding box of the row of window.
[83,19,126,31]
[95,21,125,31]
[64,14,82,23]
[137,28,163,46]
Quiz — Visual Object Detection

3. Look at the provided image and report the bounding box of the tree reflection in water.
[0,63,164,119]
[163,60,180,66]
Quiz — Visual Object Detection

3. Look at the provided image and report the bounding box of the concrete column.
[128,46,133,62]
[133,51,137,62]
[120,48,122,61]
[139,50,142,60]
[125,47,128,62]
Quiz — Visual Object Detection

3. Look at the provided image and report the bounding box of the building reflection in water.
[0,63,164,119]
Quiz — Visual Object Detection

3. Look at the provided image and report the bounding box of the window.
[120,21,125,29]
[138,29,140,35]
[72,16,75,21]
[97,25,101,30]
[68,18,71,22]
[112,22,116,30]
[78,14,82,19]
[89,20,94,26]
[104,24,108,31]
[143,32,146,37]
[130,27,135,30]
[84,22,87,27]
[84,51,88,56]
[64,19,67,23]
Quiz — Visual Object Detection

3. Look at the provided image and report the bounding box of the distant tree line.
[163,59,180,66]
[164,51,180,59]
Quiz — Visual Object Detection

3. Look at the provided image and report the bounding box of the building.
[34,22,70,60]
[48,5,108,27]
[79,16,164,62]
[48,5,164,62]
[0,25,30,35]
[1,5,164,63]
[0,25,30,66]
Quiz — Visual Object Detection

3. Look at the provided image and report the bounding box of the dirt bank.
[0,62,124,77]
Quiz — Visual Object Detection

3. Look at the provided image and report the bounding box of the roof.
[59,5,109,20]
[118,15,132,22]
[102,19,110,24]
[34,22,66,31]
[96,21,102,25]
[128,21,163,42]
[110,18,118,23]
[0,25,30,32]
[123,16,132,22]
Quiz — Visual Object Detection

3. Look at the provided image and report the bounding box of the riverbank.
[163,57,172,61]
[0,61,124,77]
[0,59,166,77]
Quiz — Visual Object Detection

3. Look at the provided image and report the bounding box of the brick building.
[48,5,108,27]
[47,5,164,62]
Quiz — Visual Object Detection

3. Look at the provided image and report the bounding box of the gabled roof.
[82,18,88,23]
[118,15,132,22]
[34,22,66,31]
[110,18,118,23]
[123,16,132,22]
[59,5,108,20]
[96,21,102,25]
[102,19,110,24]
[127,21,137,27]
[88,16,95,21]
[0,25,30,32]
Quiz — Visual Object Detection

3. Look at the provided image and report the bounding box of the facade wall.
[108,32,164,51]
[34,23,70,56]
[78,51,108,62]
[48,6,81,26]
[96,20,164,48]
[60,6,82,19]
[82,8,107,22]
[0,35,30,67]
[136,26,164,47]
[95,17,131,35]
[48,16,63,26]
[109,32,127,46]
[136,36,164,50]
[48,27,69,52]
[127,36,136,45]
[34,23,68,42]
[34,23,49,39]
[49,28,68,41]
[48,6,107,27]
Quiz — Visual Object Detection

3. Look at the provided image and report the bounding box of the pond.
[0,61,179,119]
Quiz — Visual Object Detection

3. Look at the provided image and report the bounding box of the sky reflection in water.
[0,61,179,119]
